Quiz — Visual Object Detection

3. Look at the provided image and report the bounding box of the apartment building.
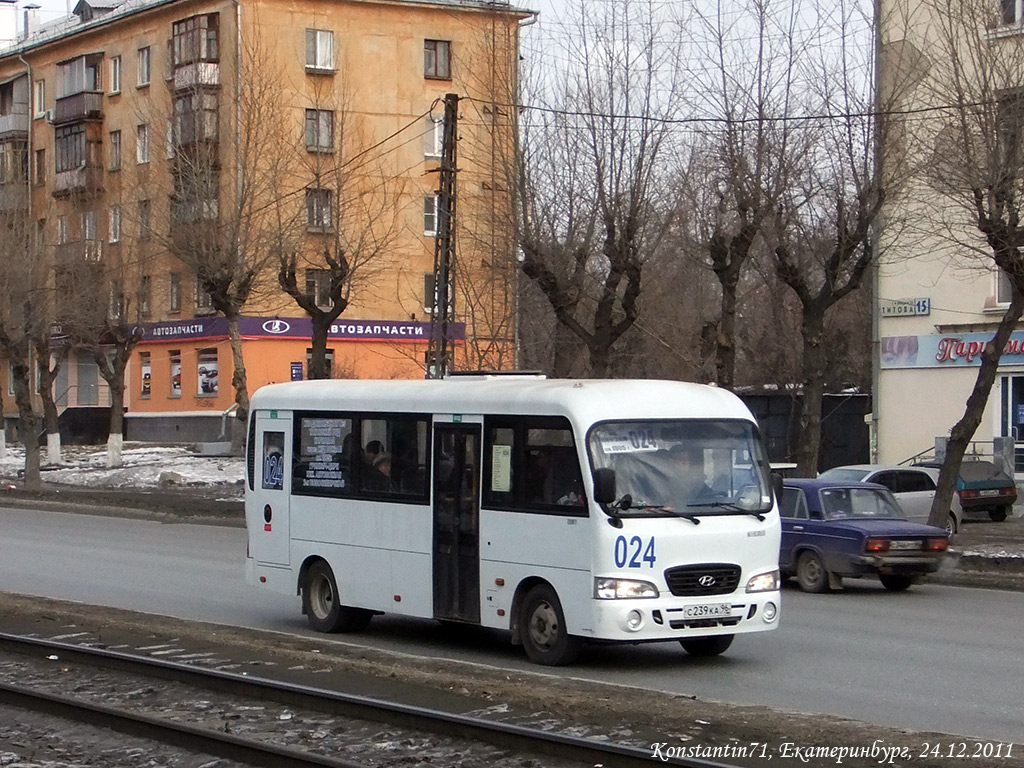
[0,0,526,442]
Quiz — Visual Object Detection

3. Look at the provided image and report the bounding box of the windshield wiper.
[616,494,701,524]
[687,500,766,521]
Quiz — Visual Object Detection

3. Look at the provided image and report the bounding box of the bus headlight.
[594,578,659,599]
[745,569,780,593]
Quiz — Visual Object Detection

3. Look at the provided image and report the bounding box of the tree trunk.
[550,322,579,378]
[227,314,250,423]
[11,363,40,490]
[37,362,62,465]
[107,380,126,468]
[308,315,333,380]
[928,294,1024,529]
[795,310,828,476]
[715,276,739,389]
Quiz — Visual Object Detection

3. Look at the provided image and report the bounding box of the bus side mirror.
[771,472,784,505]
[593,468,616,505]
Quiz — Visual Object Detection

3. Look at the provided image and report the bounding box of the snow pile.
[0,443,245,492]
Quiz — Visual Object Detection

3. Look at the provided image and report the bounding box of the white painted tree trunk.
[0,430,6,460]
[106,433,123,468]
[46,432,61,465]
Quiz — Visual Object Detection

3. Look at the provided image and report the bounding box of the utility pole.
[426,93,458,379]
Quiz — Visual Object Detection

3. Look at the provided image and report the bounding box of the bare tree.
[515,0,679,377]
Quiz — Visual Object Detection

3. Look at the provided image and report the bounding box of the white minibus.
[245,376,781,665]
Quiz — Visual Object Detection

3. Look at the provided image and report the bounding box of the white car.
[816,464,962,534]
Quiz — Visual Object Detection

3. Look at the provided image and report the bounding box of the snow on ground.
[0,442,245,493]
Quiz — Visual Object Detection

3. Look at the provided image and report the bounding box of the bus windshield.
[587,420,773,518]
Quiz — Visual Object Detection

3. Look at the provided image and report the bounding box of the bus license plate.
[682,603,732,618]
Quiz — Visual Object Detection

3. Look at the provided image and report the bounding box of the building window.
[169,272,181,312]
[173,14,219,66]
[138,46,151,86]
[196,274,214,310]
[305,109,333,151]
[136,124,150,164]
[306,269,333,308]
[139,274,151,317]
[109,281,123,320]
[169,349,181,397]
[998,268,1014,304]
[33,79,44,118]
[137,199,151,240]
[305,29,335,71]
[57,215,67,245]
[34,148,44,185]
[82,210,97,241]
[0,140,27,184]
[55,124,86,172]
[197,347,218,395]
[425,116,443,157]
[424,40,451,79]
[139,351,151,397]
[306,188,333,230]
[423,195,439,235]
[110,55,121,93]
[109,205,121,243]
[109,130,121,170]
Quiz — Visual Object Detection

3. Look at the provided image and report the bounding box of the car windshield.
[818,486,905,520]
[817,467,871,483]
[587,420,773,517]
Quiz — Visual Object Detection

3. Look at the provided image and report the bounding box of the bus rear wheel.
[519,584,580,666]
[303,560,372,633]
[680,635,734,657]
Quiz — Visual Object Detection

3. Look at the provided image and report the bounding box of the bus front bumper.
[588,591,780,641]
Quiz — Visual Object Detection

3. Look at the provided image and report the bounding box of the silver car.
[816,464,962,534]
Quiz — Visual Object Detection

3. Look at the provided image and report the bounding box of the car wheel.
[302,560,373,633]
[796,551,830,593]
[945,513,958,535]
[879,574,916,592]
[680,634,734,657]
[989,507,1009,522]
[519,584,580,666]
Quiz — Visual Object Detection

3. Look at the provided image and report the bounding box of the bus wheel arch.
[300,557,373,633]
[515,581,581,666]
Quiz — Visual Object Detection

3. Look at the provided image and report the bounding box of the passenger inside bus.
[670,444,717,502]
[366,452,393,491]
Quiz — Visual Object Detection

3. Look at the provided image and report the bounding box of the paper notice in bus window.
[600,429,659,454]
[491,444,512,492]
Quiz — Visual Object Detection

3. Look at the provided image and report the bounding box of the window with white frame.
[139,274,151,317]
[306,268,333,308]
[109,205,121,243]
[305,29,335,71]
[57,215,67,244]
[137,46,151,86]
[998,267,1014,304]
[423,195,439,235]
[424,40,451,79]
[305,109,333,151]
[33,79,45,117]
[109,281,123,320]
[109,129,121,170]
[196,277,214,310]
[425,115,443,157]
[82,210,97,241]
[137,199,151,240]
[305,187,333,229]
[110,55,121,93]
[136,124,150,163]
[169,272,181,312]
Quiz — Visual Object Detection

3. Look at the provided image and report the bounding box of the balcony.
[0,183,27,211]
[53,164,104,198]
[0,108,29,138]
[56,239,103,266]
[53,91,104,125]
[174,62,219,91]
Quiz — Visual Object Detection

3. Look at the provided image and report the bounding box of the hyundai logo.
[262,319,291,334]
[698,575,717,587]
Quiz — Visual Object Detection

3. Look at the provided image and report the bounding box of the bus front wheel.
[303,560,372,633]
[519,584,580,666]
[680,634,734,657]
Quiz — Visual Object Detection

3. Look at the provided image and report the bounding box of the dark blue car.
[780,479,951,593]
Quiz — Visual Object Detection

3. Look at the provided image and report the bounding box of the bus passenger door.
[432,424,481,623]
[250,412,291,566]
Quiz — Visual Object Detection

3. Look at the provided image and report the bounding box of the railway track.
[0,632,740,768]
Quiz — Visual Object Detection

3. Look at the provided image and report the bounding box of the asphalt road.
[1,505,1021,743]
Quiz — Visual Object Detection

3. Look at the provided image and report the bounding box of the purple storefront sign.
[136,316,465,344]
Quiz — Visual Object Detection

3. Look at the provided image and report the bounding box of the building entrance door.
[998,375,1024,472]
